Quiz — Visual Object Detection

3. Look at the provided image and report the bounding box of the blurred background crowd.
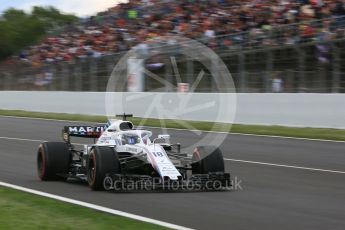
[1,0,345,93]
[10,0,345,66]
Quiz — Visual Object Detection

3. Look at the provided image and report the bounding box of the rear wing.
[62,125,107,143]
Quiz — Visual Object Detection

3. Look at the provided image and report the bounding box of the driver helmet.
[128,136,137,145]
[122,134,138,145]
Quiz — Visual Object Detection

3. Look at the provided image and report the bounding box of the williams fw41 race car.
[37,114,230,191]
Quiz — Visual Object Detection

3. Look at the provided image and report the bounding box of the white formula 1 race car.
[37,114,230,191]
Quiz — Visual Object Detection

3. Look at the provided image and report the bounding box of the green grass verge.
[1,109,345,141]
[0,186,166,230]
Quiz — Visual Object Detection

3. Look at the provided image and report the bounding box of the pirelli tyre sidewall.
[37,142,71,181]
[87,146,120,191]
[191,146,225,174]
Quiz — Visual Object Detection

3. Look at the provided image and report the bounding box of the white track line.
[1,115,345,143]
[224,158,345,174]
[0,136,45,143]
[0,181,194,230]
[0,136,84,146]
[0,115,84,123]
[228,132,345,143]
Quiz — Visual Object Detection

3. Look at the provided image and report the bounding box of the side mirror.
[153,134,171,145]
[158,134,170,140]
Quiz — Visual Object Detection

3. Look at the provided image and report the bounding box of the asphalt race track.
[0,116,344,230]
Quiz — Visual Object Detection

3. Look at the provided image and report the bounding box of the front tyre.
[87,146,120,191]
[191,146,225,174]
[37,142,71,181]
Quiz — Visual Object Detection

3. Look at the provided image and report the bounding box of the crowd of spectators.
[15,0,345,66]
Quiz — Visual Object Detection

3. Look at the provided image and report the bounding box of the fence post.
[165,57,173,92]
[48,64,56,91]
[238,49,246,92]
[332,44,340,93]
[0,70,3,90]
[265,50,273,92]
[211,58,219,92]
[74,60,83,91]
[297,47,306,92]
[187,58,194,90]
[106,55,115,75]
[4,71,12,90]
[89,58,98,91]
[106,55,115,91]
[61,62,69,91]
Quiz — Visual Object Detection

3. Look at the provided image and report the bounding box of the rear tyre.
[87,146,120,191]
[191,146,225,174]
[37,142,71,181]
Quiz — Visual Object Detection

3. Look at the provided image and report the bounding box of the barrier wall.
[1,91,344,129]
